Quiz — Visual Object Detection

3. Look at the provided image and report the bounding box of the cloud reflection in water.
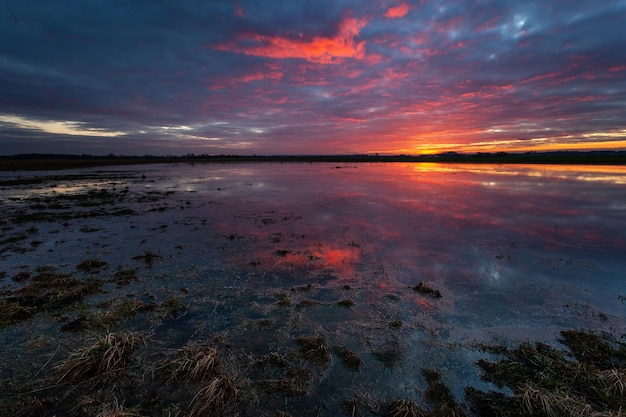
[167,162,626,338]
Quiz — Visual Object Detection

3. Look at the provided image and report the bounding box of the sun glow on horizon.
[398,130,626,155]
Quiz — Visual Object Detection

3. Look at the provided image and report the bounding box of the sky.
[1,0,626,156]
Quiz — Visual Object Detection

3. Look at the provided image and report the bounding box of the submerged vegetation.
[0,266,103,326]
[412,282,442,299]
[467,330,626,417]
[4,322,624,416]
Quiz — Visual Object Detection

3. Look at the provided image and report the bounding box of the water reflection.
[2,162,625,410]
[173,162,626,335]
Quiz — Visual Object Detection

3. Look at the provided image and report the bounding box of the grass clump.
[294,335,331,366]
[188,376,239,417]
[161,295,186,317]
[256,318,273,329]
[0,299,36,325]
[132,250,161,267]
[111,268,138,287]
[157,346,220,383]
[155,345,242,416]
[412,282,442,299]
[54,331,145,387]
[332,346,361,372]
[275,292,291,307]
[337,298,355,308]
[77,259,108,273]
[423,369,465,416]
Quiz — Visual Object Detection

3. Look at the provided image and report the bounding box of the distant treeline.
[1,151,626,170]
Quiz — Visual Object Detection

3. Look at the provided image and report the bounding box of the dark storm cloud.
[1,0,625,155]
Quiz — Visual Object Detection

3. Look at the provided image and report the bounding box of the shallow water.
[1,162,626,412]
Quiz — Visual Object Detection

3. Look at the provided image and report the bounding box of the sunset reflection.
[3,161,626,414]
[175,162,625,333]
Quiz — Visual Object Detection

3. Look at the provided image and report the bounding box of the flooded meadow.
[1,162,626,416]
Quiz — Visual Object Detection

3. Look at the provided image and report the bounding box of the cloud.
[215,16,369,64]
[0,114,126,137]
[0,0,625,155]
[384,3,410,19]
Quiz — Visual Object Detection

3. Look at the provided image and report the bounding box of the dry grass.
[95,396,138,417]
[383,398,426,417]
[431,403,465,417]
[158,346,220,383]
[332,346,361,372]
[257,368,311,396]
[520,385,592,417]
[187,376,239,416]
[294,335,330,366]
[76,259,108,273]
[597,369,626,397]
[55,332,145,387]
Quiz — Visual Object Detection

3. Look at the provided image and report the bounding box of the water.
[1,162,625,412]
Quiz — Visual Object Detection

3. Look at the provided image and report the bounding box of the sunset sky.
[1,0,626,156]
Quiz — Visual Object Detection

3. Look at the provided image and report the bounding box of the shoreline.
[2,151,626,171]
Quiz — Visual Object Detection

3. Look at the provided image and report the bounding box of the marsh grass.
[412,282,442,299]
[0,299,35,325]
[422,369,465,416]
[256,318,274,329]
[467,330,626,417]
[0,266,103,326]
[54,331,145,387]
[161,295,185,317]
[295,299,323,309]
[337,298,355,308]
[332,346,361,372]
[62,298,156,332]
[383,399,426,417]
[132,250,162,267]
[77,259,108,273]
[248,352,311,397]
[295,335,331,366]
[276,292,292,307]
[157,346,220,383]
[94,396,138,417]
[111,268,139,287]
[188,376,239,417]
[256,368,311,396]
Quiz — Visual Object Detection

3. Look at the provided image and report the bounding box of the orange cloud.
[384,3,410,19]
[216,17,368,64]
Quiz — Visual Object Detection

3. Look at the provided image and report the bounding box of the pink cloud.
[384,3,410,19]
[238,71,283,83]
[215,16,369,64]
